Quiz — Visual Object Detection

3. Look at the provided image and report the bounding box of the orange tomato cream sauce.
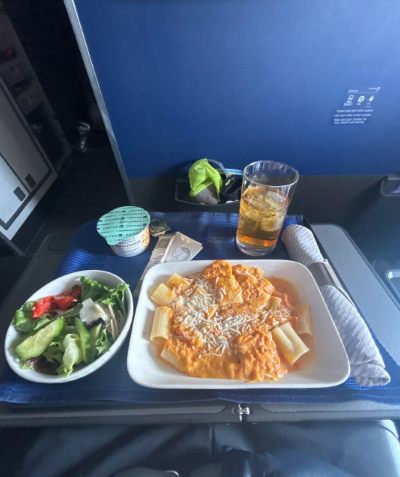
[151,260,312,382]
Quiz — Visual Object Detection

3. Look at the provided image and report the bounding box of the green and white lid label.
[97,206,150,246]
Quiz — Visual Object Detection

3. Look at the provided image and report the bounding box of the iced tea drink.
[236,161,298,256]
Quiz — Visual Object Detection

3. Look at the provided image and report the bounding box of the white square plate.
[127,260,350,389]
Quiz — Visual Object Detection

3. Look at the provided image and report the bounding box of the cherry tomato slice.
[53,295,76,310]
[32,286,81,318]
[32,297,56,318]
[68,286,82,299]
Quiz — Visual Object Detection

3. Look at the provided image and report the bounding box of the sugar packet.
[133,232,203,297]
[133,234,174,297]
[164,232,203,262]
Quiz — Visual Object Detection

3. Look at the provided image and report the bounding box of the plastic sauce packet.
[133,232,203,297]
[149,218,170,237]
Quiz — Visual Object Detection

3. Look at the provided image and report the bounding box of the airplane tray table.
[1,222,400,426]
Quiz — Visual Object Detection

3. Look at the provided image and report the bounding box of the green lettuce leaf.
[59,304,82,321]
[13,302,53,334]
[13,309,36,333]
[57,334,83,377]
[56,324,76,346]
[95,328,113,355]
[22,301,35,312]
[101,282,129,318]
[80,276,107,302]
[80,276,128,319]
[42,324,76,365]
[43,342,63,363]
[32,314,54,331]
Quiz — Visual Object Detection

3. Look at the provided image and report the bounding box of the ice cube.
[260,210,285,232]
[247,196,269,211]
[242,203,264,221]
[263,190,287,208]
[239,215,259,235]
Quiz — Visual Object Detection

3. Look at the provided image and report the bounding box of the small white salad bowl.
[4,270,134,384]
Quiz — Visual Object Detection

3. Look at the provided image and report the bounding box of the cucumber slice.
[89,323,103,355]
[75,317,95,364]
[16,317,64,361]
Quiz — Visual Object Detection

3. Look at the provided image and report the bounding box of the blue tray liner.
[0,212,398,405]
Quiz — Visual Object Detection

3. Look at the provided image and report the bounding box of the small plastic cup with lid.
[97,206,151,257]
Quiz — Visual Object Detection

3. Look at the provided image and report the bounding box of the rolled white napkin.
[282,225,390,387]
[321,285,390,386]
[282,224,326,266]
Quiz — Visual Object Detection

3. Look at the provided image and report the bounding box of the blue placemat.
[1,212,399,406]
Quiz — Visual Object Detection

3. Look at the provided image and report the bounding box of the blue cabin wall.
[74,0,400,177]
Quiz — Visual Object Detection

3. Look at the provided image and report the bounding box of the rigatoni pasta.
[295,303,313,336]
[271,323,309,364]
[160,344,179,367]
[151,283,177,306]
[166,273,191,292]
[150,306,172,344]
[149,260,313,382]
